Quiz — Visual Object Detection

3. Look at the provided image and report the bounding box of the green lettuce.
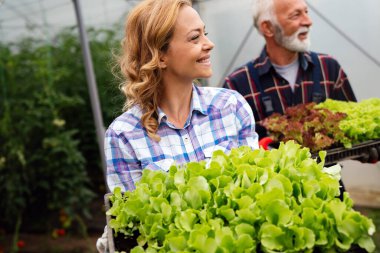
[107,141,376,252]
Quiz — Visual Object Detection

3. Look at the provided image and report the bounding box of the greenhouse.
[0,0,379,252]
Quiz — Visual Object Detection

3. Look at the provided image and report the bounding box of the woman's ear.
[159,53,167,69]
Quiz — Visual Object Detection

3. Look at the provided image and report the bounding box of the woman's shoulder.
[196,86,244,106]
[106,105,144,135]
[197,85,241,98]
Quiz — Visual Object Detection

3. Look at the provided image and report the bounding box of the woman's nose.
[203,36,215,51]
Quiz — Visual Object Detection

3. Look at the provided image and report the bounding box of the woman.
[105,0,259,193]
[97,0,258,251]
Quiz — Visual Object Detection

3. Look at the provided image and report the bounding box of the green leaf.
[235,223,255,237]
[260,223,285,251]
[357,235,376,253]
[290,226,315,251]
[167,235,187,251]
[219,206,235,222]
[264,199,292,226]
[175,209,197,232]
[130,246,145,253]
[236,234,256,252]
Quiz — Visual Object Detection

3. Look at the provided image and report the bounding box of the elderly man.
[223,0,356,139]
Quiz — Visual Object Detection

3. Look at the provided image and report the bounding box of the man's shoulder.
[227,54,266,78]
[310,51,341,65]
[225,58,262,84]
[226,63,249,79]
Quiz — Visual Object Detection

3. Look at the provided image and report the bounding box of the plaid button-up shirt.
[223,49,357,138]
[105,85,259,192]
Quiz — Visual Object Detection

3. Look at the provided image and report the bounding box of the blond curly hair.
[117,0,192,142]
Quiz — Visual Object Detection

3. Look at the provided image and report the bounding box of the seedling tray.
[104,193,369,253]
[313,138,380,166]
[104,193,138,253]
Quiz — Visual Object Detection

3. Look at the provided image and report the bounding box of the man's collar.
[256,47,313,76]
[300,51,313,70]
[255,48,272,76]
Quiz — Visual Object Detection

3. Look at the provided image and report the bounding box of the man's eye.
[290,12,300,19]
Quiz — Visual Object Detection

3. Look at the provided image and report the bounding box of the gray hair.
[251,0,277,34]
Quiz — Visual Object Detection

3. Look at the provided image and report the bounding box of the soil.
[0,195,107,253]
[1,234,99,253]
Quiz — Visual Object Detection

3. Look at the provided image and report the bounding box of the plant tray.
[104,193,138,253]
[312,138,380,166]
[104,194,369,253]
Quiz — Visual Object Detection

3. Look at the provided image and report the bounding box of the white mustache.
[296,27,310,35]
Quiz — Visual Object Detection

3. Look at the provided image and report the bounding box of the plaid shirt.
[105,85,259,192]
[223,49,357,138]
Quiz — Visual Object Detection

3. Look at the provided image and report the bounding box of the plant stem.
[11,213,22,253]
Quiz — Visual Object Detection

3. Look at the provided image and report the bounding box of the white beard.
[274,26,311,52]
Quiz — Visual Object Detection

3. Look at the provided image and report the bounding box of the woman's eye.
[190,31,208,41]
[191,35,200,40]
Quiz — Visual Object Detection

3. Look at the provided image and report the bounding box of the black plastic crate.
[313,139,380,166]
[105,193,138,253]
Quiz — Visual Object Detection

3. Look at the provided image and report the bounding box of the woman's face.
[160,5,214,84]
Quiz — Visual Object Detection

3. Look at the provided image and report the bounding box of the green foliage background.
[0,25,124,241]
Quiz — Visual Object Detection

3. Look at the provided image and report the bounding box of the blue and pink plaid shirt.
[105,85,259,192]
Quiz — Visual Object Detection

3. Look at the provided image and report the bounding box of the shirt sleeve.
[105,128,142,192]
[332,67,357,102]
[223,76,235,90]
[232,90,259,150]
[324,56,357,102]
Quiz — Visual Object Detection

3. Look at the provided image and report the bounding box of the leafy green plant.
[316,98,380,144]
[107,141,376,252]
[0,25,124,251]
[261,102,351,152]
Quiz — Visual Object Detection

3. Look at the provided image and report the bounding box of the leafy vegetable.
[260,103,350,152]
[107,141,376,252]
[316,98,380,144]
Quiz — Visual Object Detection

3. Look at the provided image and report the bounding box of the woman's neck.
[159,80,193,128]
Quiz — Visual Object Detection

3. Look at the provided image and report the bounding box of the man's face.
[272,0,312,52]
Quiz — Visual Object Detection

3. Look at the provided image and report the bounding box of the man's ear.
[261,21,275,37]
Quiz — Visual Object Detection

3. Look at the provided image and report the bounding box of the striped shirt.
[105,85,259,192]
[223,49,357,138]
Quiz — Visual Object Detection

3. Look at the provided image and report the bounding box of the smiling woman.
[159,5,214,87]
[97,0,259,251]
[106,0,258,193]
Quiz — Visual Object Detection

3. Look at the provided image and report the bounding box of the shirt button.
[184,137,190,144]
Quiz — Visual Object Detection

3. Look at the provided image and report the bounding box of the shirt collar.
[192,84,208,116]
[300,51,313,70]
[256,47,313,76]
[157,84,208,126]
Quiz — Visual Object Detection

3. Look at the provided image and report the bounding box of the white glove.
[96,225,109,253]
